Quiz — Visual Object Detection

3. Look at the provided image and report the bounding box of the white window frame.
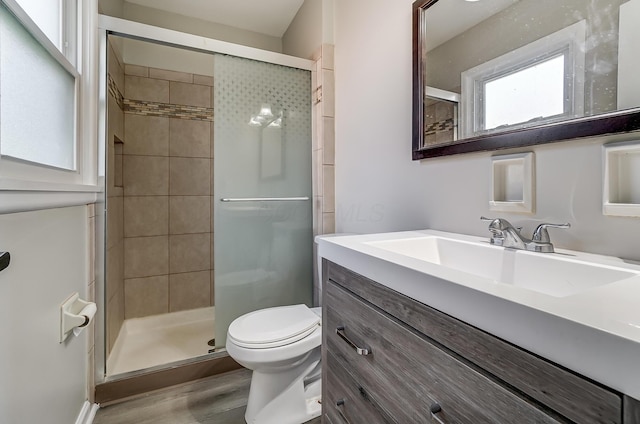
[0,0,99,213]
[460,20,586,138]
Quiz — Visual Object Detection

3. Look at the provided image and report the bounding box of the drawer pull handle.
[336,326,370,355]
[335,399,352,424]
[430,403,446,424]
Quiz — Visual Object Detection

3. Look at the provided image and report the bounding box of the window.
[461,20,586,138]
[484,54,565,131]
[0,0,85,182]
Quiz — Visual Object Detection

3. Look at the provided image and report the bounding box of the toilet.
[226,304,322,424]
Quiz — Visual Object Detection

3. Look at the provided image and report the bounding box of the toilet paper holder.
[60,292,96,343]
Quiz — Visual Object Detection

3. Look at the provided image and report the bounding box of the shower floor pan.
[107,306,215,376]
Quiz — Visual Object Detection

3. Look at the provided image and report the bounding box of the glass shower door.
[213,54,313,348]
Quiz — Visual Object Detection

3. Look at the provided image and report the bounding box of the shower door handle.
[220,197,310,202]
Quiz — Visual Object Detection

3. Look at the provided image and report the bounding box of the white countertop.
[316,230,640,400]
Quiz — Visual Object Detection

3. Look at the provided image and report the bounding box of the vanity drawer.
[326,260,622,424]
[325,279,564,424]
[324,351,394,424]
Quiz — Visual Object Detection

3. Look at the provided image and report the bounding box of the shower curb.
[95,354,242,405]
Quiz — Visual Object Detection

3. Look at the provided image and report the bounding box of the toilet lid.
[228,304,321,348]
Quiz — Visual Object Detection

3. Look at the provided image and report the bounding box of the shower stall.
[96,20,314,396]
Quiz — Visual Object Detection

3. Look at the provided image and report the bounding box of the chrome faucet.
[480,217,570,253]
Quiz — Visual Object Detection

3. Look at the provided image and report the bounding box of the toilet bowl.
[226,304,322,424]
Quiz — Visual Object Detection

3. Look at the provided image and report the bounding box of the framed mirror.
[413,0,640,160]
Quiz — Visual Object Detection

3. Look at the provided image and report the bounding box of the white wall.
[98,0,124,17]
[0,206,89,424]
[282,0,322,59]
[334,0,640,262]
[122,2,283,53]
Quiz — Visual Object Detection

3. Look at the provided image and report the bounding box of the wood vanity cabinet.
[321,259,640,424]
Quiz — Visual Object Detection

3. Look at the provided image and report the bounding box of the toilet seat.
[228,304,321,349]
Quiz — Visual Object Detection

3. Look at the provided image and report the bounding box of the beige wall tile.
[125,76,169,103]
[123,156,169,196]
[114,151,123,188]
[193,74,214,86]
[170,196,210,234]
[323,213,336,234]
[170,82,211,107]
[312,149,321,199]
[106,196,123,250]
[313,196,322,236]
[169,119,211,158]
[108,42,124,93]
[124,275,169,318]
[107,96,124,175]
[169,157,210,196]
[322,44,335,71]
[106,291,124,354]
[169,233,210,273]
[106,243,123,301]
[323,117,335,165]
[123,115,167,154]
[124,196,169,237]
[149,67,193,83]
[124,236,169,278]
[124,64,148,77]
[169,271,211,312]
[435,130,454,145]
[321,69,335,118]
[107,95,123,142]
[124,114,169,156]
[322,165,335,213]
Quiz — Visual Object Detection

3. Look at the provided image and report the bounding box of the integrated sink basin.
[317,229,640,399]
[366,235,639,298]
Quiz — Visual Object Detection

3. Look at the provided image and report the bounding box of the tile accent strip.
[124,99,214,122]
[108,73,124,110]
[425,118,455,135]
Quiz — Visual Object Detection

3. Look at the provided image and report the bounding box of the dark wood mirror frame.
[412,0,640,160]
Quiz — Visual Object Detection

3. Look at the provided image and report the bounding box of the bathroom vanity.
[318,231,640,423]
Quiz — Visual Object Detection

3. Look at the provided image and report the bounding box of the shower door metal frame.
[96,16,314,387]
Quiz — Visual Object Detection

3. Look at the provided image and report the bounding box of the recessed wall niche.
[490,152,534,213]
[603,141,640,217]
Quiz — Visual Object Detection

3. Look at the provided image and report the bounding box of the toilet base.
[244,349,321,424]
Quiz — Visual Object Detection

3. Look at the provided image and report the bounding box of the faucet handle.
[532,222,571,243]
[480,216,518,231]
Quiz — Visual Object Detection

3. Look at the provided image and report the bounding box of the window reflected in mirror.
[413,0,640,159]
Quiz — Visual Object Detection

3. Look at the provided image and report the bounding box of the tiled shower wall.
[106,40,125,354]
[106,43,332,336]
[424,100,456,146]
[313,43,335,236]
[121,65,215,319]
[312,43,336,306]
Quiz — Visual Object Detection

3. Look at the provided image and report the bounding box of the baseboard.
[75,401,99,424]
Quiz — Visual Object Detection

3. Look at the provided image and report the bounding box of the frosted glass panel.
[0,5,76,170]
[214,54,312,348]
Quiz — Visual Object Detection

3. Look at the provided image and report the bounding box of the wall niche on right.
[603,141,640,217]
